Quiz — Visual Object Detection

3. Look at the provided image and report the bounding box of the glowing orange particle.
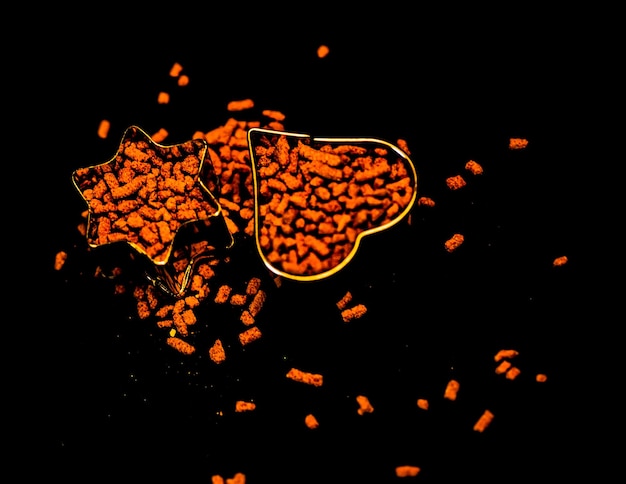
[444,379,460,401]
[494,349,519,362]
[536,373,548,382]
[465,159,483,175]
[356,395,374,415]
[166,336,195,355]
[97,119,110,139]
[506,367,521,380]
[495,360,512,374]
[239,326,262,346]
[305,414,319,429]
[177,74,189,86]
[169,62,183,77]
[444,233,464,252]
[227,99,254,111]
[416,398,429,410]
[235,401,256,412]
[157,92,170,104]
[417,196,435,207]
[395,465,421,477]
[54,251,68,270]
[553,255,568,267]
[341,304,367,322]
[151,128,168,143]
[473,409,494,432]
[317,45,330,58]
[446,174,466,190]
[509,137,529,150]
[209,339,226,364]
[286,367,323,387]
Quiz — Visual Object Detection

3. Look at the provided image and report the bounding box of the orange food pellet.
[505,367,521,380]
[286,367,323,387]
[444,379,460,401]
[417,398,429,410]
[239,326,262,346]
[417,196,435,207]
[494,349,519,362]
[395,465,421,477]
[444,233,464,252]
[151,128,168,143]
[226,473,246,484]
[177,74,189,86]
[235,401,256,412]
[341,304,367,322]
[97,119,110,139]
[495,360,512,374]
[227,99,254,111]
[169,62,183,77]
[536,373,548,382]
[157,92,170,104]
[209,339,226,364]
[317,44,330,58]
[465,159,483,175]
[509,137,529,150]
[356,395,374,415]
[446,174,466,190]
[305,414,319,429]
[473,409,494,432]
[54,251,68,270]
[166,336,195,355]
[553,255,568,267]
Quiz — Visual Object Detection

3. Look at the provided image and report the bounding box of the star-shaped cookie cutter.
[247,127,418,281]
[72,125,234,297]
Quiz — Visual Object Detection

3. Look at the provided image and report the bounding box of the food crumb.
[494,349,519,362]
[416,398,429,410]
[226,473,246,484]
[239,326,262,346]
[317,44,330,58]
[97,119,110,139]
[151,128,168,142]
[473,409,494,432]
[465,159,483,175]
[552,255,568,267]
[341,304,367,322]
[209,339,226,364]
[169,62,183,77]
[395,465,421,477]
[444,233,464,252]
[536,373,548,382]
[336,291,353,310]
[356,395,374,415]
[495,360,512,374]
[177,74,189,86]
[286,367,323,387]
[446,174,466,190]
[54,251,68,270]
[417,196,435,207]
[157,92,170,104]
[509,137,529,150]
[235,400,256,412]
[166,336,195,355]
[305,414,319,429]
[443,379,460,401]
[227,99,254,111]
[505,367,521,380]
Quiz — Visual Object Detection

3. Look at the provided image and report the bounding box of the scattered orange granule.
[417,399,429,410]
[262,109,286,121]
[54,251,68,270]
[494,349,519,361]
[417,196,435,207]
[286,367,323,387]
[317,45,330,58]
[395,465,421,477]
[97,119,110,139]
[495,360,512,374]
[536,373,548,382]
[166,336,195,355]
[356,395,374,415]
[341,304,367,322]
[305,414,319,429]
[336,291,353,310]
[505,367,521,380]
[169,62,183,77]
[553,255,568,267]
[473,409,494,432]
[239,326,262,346]
[465,159,483,175]
[446,174,466,190]
[157,92,170,104]
[151,128,168,143]
[209,339,226,364]
[444,379,460,401]
[227,99,254,111]
[235,401,256,412]
[444,233,464,252]
[509,137,529,150]
[177,74,189,86]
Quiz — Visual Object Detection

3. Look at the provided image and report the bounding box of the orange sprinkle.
[169,62,183,77]
[465,159,483,175]
[395,465,421,477]
[505,367,521,380]
[553,255,568,267]
[317,45,330,58]
[473,409,494,432]
[536,373,548,382]
[444,233,464,252]
[305,414,319,429]
[97,119,110,139]
[509,137,529,150]
[286,367,323,387]
[209,339,226,364]
[151,128,168,143]
[54,251,68,270]
[494,349,519,362]
[446,174,466,190]
[356,395,374,415]
[227,98,254,111]
[157,92,170,104]
[444,379,460,401]
[416,398,429,410]
[235,401,256,412]
[177,74,189,86]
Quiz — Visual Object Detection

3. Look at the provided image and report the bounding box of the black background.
[10,5,617,483]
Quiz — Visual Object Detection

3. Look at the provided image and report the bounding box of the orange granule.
[262,109,286,121]
[446,174,466,190]
[341,304,367,322]
[214,285,232,303]
[494,349,519,362]
[505,367,521,380]
[151,128,168,143]
[553,255,568,267]
[444,233,464,252]
[444,379,460,401]
[177,74,189,86]
[509,137,528,150]
[317,44,330,58]
[54,251,68,270]
[305,414,319,429]
[417,196,435,207]
[97,119,110,139]
[239,326,262,346]
[209,339,226,364]
[166,336,195,355]
[536,373,548,382]
[169,62,183,77]
[235,401,256,412]
[157,92,170,104]
[465,159,483,175]
[395,465,421,477]
[286,367,323,387]
[473,409,494,432]
[356,395,374,415]
[416,398,429,410]
[336,291,353,310]
[227,99,254,111]
[495,360,512,374]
